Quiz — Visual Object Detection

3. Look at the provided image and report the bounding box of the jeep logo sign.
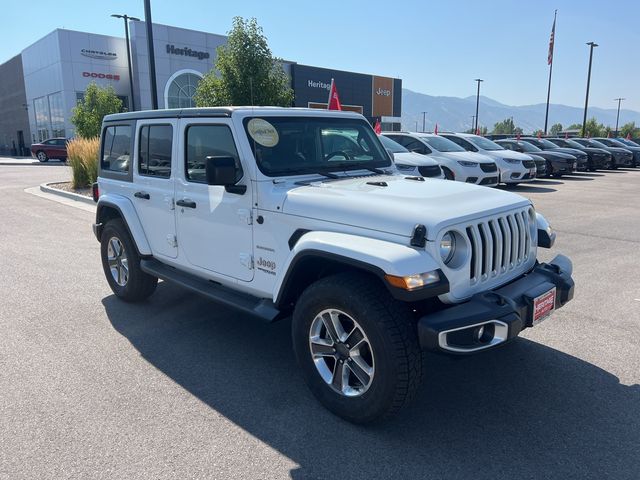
[166,44,210,60]
[81,49,117,60]
[372,75,394,117]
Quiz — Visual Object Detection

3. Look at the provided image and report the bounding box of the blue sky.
[3,0,639,111]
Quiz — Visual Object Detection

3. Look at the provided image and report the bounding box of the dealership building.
[0,21,402,155]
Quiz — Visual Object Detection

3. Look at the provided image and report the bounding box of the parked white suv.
[382,132,499,186]
[441,133,537,185]
[378,134,444,178]
[93,107,575,423]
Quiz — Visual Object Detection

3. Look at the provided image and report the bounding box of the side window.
[138,124,173,178]
[185,125,242,184]
[405,140,431,154]
[101,125,132,173]
[57,139,67,146]
[501,142,513,151]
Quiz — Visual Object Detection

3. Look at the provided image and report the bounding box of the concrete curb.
[40,182,96,206]
[1,160,66,166]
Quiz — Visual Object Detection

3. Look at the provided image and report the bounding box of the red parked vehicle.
[30,138,68,162]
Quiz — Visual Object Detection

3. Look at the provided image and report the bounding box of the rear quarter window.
[101,125,132,174]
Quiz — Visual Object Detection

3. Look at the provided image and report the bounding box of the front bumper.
[418,254,574,354]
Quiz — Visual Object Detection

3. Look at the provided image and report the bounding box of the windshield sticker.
[247,118,279,147]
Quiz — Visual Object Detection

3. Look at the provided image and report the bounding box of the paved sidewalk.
[0,156,66,166]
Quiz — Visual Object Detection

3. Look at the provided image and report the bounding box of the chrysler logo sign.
[81,49,118,60]
[166,44,210,60]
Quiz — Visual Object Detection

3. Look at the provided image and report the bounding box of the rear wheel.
[292,272,423,423]
[100,219,157,302]
[36,151,48,162]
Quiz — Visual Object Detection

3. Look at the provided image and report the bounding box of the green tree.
[567,123,582,131]
[582,117,605,137]
[549,123,563,135]
[70,83,123,138]
[492,117,516,134]
[194,17,293,107]
[620,122,639,138]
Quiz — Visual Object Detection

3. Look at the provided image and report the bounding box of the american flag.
[548,17,556,65]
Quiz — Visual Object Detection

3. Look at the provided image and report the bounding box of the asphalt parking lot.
[1,165,639,479]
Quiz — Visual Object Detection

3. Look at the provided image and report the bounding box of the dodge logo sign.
[83,72,120,81]
[81,49,117,60]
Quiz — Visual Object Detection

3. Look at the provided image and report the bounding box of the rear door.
[132,120,178,259]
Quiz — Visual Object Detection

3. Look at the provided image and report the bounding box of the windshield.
[518,141,542,152]
[586,139,607,148]
[617,138,639,147]
[243,116,391,176]
[560,139,585,149]
[471,136,504,151]
[379,134,409,153]
[419,135,466,152]
[539,139,560,149]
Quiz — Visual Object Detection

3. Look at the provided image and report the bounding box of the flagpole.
[543,10,557,135]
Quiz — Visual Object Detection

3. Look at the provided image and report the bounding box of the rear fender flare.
[96,194,152,256]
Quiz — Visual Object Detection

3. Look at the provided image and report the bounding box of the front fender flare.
[96,194,152,256]
[273,231,446,307]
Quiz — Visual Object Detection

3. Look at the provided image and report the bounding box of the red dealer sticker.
[532,288,556,325]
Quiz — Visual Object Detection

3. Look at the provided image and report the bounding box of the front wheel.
[36,151,48,162]
[292,272,423,423]
[100,219,158,302]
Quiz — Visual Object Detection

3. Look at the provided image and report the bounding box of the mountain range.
[401,88,640,133]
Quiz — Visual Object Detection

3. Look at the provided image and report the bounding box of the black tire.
[292,272,423,423]
[100,218,157,302]
[545,161,553,177]
[36,151,48,162]
[442,167,455,181]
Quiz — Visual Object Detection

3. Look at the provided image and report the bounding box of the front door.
[131,120,178,259]
[175,119,254,282]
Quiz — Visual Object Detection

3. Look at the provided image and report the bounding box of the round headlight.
[439,232,456,264]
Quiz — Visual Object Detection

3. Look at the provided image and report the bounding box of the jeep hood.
[281,175,530,239]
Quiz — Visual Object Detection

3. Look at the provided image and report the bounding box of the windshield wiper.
[278,169,340,179]
[326,163,387,175]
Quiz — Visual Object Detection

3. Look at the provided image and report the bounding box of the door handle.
[134,191,150,200]
[176,198,196,209]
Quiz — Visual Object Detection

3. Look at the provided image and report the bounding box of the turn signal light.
[385,271,440,291]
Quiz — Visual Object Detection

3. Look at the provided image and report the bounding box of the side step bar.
[140,258,282,322]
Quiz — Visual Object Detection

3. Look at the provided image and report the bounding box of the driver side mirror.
[205,156,246,194]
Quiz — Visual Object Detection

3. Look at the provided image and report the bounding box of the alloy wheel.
[309,309,375,397]
[107,237,129,287]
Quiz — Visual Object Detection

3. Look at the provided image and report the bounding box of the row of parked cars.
[380,131,640,186]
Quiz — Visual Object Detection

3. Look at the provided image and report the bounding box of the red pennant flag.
[607,131,612,138]
[516,133,521,140]
[373,119,381,134]
[627,133,632,140]
[434,123,439,135]
[537,131,542,139]
[475,127,480,135]
[564,132,568,139]
[327,78,342,111]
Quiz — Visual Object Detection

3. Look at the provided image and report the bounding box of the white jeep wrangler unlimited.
[93,107,575,423]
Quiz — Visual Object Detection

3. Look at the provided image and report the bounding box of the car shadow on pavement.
[531,179,564,185]
[103,285,640,480]
[558,175,594,181]
[498,185,557,193]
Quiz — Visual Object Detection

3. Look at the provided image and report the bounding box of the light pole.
[421,111,427,133]
[143,0,159,109]
[414,121,418,132]
[474,79,483,132]
[111,14,140,112]
[471,115,475,132]
[581,42,598,137]
[614,97,625,135]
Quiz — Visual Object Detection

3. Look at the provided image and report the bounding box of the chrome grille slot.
[465,208,534,285]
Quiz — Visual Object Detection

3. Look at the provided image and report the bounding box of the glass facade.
[33,92,66,141]
[166,73,201,108]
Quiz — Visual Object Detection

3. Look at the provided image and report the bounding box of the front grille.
[479,176,498,185]
[465,209,534,284]
[522,160,535,168]
[479,162,498,173]
[418,165,442,177]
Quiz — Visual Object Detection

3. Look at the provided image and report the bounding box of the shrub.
[67,137,99,189]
